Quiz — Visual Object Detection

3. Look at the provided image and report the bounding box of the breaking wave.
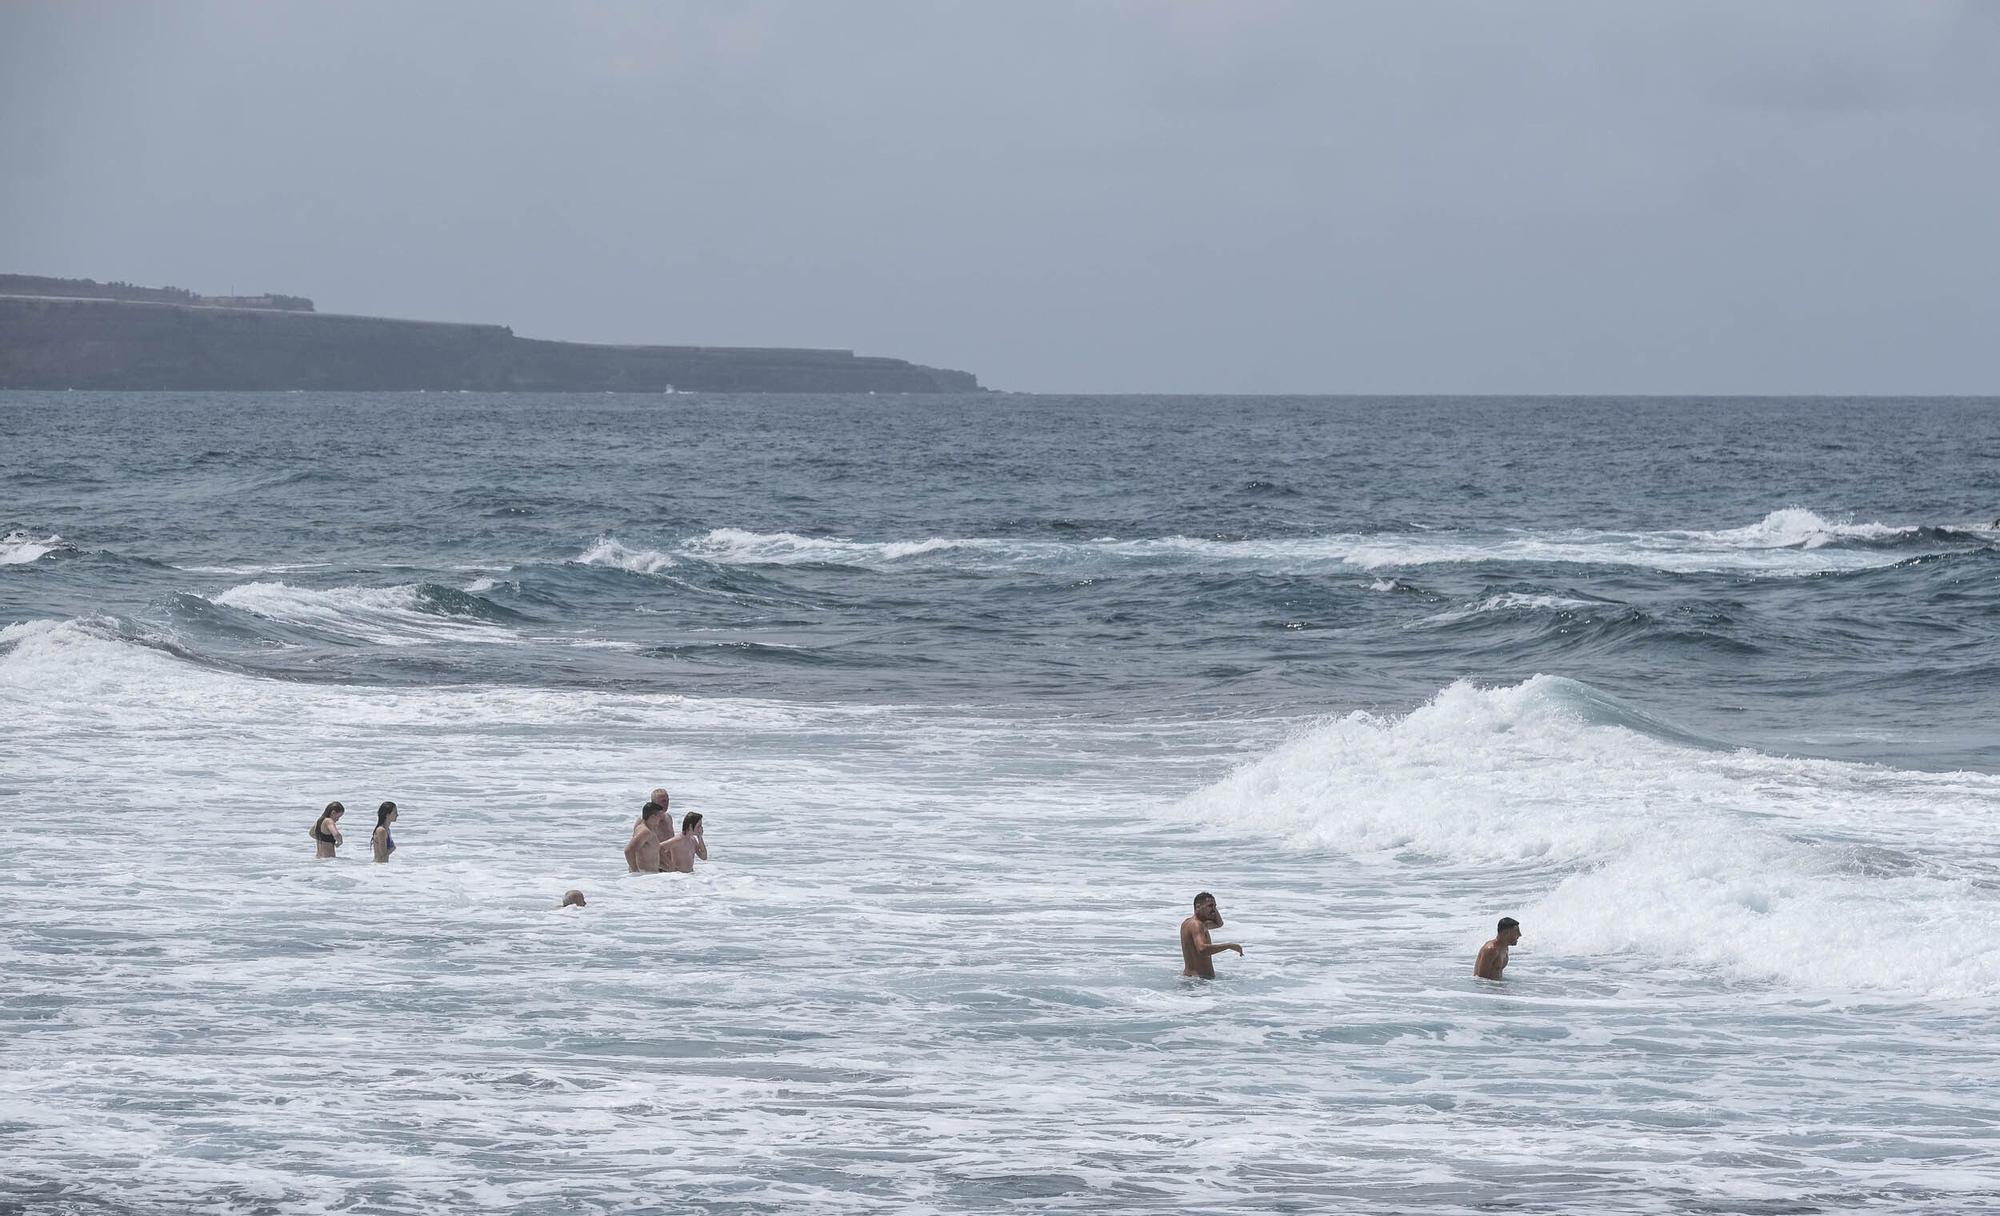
[0,530,69,566]
[577,511,1993,578]
[205,581,522,646]
[1184,676,2000,998]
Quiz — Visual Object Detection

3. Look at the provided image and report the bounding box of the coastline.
[0,293,982,393]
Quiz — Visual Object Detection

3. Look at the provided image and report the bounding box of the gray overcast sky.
[3,1,1998,393]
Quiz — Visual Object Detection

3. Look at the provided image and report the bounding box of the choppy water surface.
[3,393,1997,1213]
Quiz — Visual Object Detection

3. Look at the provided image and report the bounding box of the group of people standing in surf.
[307,797,1525,980]
[623,786,707,874]
[308,800,397,863]
[305,785,708,879]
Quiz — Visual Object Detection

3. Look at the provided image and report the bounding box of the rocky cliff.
[0,294,981,393]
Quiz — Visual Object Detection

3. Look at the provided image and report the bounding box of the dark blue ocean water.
[4,393,1996,764]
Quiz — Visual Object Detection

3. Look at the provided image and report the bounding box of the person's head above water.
[650,787,670,810]
[1193,891,1222,927]
[561,889,587,908]
[324,801,344,819]
[376,801,397,827]
[641,801,665,826]
[681,811,703,835]
[1497,916,1522,944]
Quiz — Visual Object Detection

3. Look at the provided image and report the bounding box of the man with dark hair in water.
[1179,892,1242,978]
[630,788,670,835]
[659,810,707,873]
[624,801,667,873]
[1475,917,1522,980]
[561,889,587,908]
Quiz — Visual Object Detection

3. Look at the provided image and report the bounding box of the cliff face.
[0,274,313,311]
[0,295,981,393]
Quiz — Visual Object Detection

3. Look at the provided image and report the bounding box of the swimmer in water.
[561,889,587,908]
[1474,916,1521,980]
[658,811,707,873]
[371,801,398,863]
[624,801,667,873]
[1179,891,1242,979]
[309,801,344,859]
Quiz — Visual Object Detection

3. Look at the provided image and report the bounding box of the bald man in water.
[1179,892,1243,979]
[632,788,670,833]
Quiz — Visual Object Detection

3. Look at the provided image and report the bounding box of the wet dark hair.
[1498,917,1520,932]
[376,801,398,828]
[1194,891,1215,908]
[681,811,703,834]
[561,889,586,908]
[641,800,665,821]
[309,801,343,838]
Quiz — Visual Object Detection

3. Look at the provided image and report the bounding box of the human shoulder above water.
[658,811,707,873]
[1474,916,1521,980]
[370,801,399,863]
[625,800,667,873]
[1179,891,1242,979]
[309,801,344,858]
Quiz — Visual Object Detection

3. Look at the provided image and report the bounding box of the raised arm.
[693,833,708,861]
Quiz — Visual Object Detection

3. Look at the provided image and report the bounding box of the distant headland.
[0,274,981,393]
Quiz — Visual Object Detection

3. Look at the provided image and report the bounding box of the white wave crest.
[1689,507,1914,550]
[609,510,1953,577]
[210,581,516,647]
[177,562,332,575]
[1185,676,2000,997]
[685,528,967,565]
[0,530,66,565]
[575,538,676,574]
[1423,593,1601,624]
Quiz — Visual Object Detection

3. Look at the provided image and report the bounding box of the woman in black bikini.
[371,801,398,863]
[310,801,344,859]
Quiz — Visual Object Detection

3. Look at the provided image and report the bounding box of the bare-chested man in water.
[658,811,707,873]
[632,788,670,834]
[1474,916,1521,980]
[1179,891,1242,979]
[624,801,667,873]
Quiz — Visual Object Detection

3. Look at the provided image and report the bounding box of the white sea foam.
[0,530,66,565]
[574,537,677,573]
[1185,676,2000,998]
[210,580,517,646]
[685,527,969,564]
[616,509,1956,577]
[1690,506,1916,549]
[1422,592,1601,623]
[1,627,1992,1212]
[177,562,333,575]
